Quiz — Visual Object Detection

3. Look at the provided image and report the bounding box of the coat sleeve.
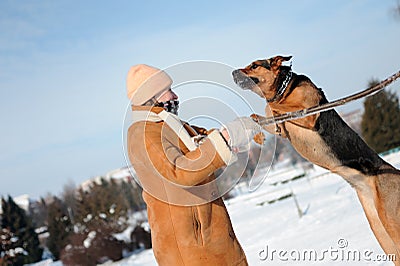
[146,129,237,186]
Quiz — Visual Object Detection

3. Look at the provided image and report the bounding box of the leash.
[255,69,400,126]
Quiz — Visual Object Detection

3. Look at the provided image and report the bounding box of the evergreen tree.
[0,196,43,265]
[46,197,72,260]
[361,79,400,153]
[74,178,129,233]
[121,179,145,211]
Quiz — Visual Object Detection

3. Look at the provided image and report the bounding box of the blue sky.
[1,0,399,199]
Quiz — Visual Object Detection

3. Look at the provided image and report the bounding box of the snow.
[13,194,30,212]
[33,151,400,265]
[83,213,93,223]
[35,226,48,235]
[113,226,134,243]
[109,208,115,214]
[106,152,399,266]
[28,259,62,266]
[83,231,97,248]
[8,247,28,256]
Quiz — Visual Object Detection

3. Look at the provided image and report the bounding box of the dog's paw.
[253,132,265,145]
[250,113,261,123]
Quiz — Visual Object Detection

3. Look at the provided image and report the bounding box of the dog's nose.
[232,69,243,84]
[232,69,241,77]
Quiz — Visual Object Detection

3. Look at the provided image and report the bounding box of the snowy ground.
[38,151,399,266]
[102,151,399,266]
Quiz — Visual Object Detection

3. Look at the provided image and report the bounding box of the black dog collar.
[267,64,293,103]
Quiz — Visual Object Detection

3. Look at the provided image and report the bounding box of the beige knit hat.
[126,64,173,105]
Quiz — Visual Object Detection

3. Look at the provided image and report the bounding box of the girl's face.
[157,89,178,102]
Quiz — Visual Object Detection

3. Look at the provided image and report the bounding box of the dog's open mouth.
[232,69,257,90]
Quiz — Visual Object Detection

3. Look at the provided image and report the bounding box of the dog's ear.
[270,55,292,73]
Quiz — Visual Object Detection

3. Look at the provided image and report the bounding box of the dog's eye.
[251,64,258,70]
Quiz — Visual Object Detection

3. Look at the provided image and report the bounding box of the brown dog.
[233,55,400,263]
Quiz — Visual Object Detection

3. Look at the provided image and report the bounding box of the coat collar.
[131,106,164,123]
[130,105,198,151]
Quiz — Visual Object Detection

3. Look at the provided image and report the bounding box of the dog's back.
[316,110,385,175]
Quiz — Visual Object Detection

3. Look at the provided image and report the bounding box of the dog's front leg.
[250,113,287,138]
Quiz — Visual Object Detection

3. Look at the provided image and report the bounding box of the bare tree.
[62,179,78,224]
[391,0,400,20]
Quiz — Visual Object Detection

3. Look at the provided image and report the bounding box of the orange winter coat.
[127,106,248,266]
